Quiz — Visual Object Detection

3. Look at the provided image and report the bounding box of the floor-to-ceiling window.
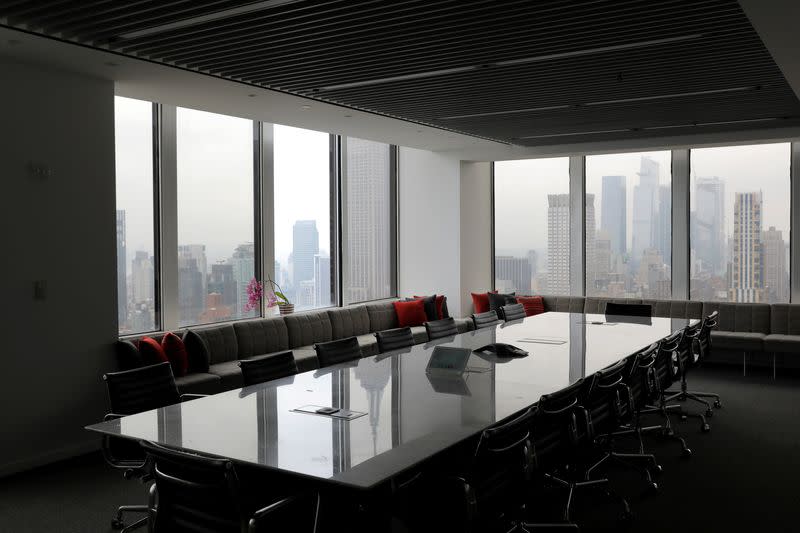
[115,96,157,334]
[585,151,672,299]
[690,143,790,303]
[176,107,256,326]
[494,158,571,295]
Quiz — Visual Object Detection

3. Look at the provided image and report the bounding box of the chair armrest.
[180,394,208,402]
[104,413,127,421]
[248,495,305,532]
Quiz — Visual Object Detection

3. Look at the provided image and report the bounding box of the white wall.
[398,148,463,314]
[0,59,117,476]
[459,162,493,316]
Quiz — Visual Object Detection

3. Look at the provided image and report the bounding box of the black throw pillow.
[115,340,142,370]
[488,291,517,311]
[405,295,438,321]
[182,330,210,373]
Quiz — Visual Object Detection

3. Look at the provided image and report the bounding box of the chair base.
[543,473,631,523]
[112,504,148,531]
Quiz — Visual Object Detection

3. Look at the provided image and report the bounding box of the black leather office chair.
[604,302,652,317]
[531,379,631,524]
[314,336,363,367]
[102,362,206,531]
[425,317,458,340]
[374,327,415,353]
[471,310,502,330]
[664,314,721,415]
[500,303,526,322]
[238,351,298,386]
[140,441,309,533]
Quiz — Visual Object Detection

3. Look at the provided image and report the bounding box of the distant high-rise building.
[292,220,319,286]
[116,210,127,327]
[178,244,207,324]
[593,230,612,292]
[345,138,392,303]
[229,243,255,316]
[632,157,660,264]
[131,251,154,303]
[547,194,570,294]
[585,194,596,291]
[314,254,331,307]
[655,184,671,265]
[600,175,626,256]
[693,176,726,275]
[296,279,316,309]
[730,192,763,303]
[495,256,532,294]
[762,226,788,303]
[209,263,236,308]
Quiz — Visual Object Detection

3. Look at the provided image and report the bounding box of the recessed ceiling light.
[104,61,119,67]
[344,114,352,118]
[248,94,256,97]
[416,129,423,133]
[301,105,312,110]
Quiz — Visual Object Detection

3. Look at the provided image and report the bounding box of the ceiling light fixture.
[641,117,783,130]
[116,0,301,40]
[301,105,311,110]
[318,34,702,92]
[438,104,571,120]
[518,128,631,139]
[584,85,762,106]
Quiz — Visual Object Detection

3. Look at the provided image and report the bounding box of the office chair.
[501,303,526,322]
[425,317,459,340]
[238,351,298,386]
[314,336,363,367]
[374,327,415,353]
[531,379,631,524]
[604,302,652,318]
[102,362,206,531]
[140,440,310,533]
[471,310,502,330]
[664,314,721,415]
[582,358,660,492]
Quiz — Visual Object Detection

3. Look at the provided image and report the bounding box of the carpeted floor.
[1,365,798,533]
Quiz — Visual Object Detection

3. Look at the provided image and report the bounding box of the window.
[115,96,157,334]
[494,158,570,295]
[690,143,790,303]
[585,151,672,299]
[343,137,395,304]
[273,125,336,311]
[176,107,256,326]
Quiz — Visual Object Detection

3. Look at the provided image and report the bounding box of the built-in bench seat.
[117,300,474,394]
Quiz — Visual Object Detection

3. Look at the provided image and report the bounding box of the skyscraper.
[209,262,236,308]
[632,157,659,264]
[178,244,207,324]
[131,251,154,303]
[495,256,532,294]
[346,138,391,303]
[229,243,255,316]
[314,254,331,307]
[762,226,788,303]
[730,192,763,303]
[656,184,671,265]
[116,210,127,327]
[693,176,726,275]
[585,193,596,292]
[292,220,319,286]
[600,175,626,256]
[547,194,570,294]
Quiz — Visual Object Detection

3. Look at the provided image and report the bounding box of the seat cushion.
[192,324,239,365]
[208,361,244,390]
[454,318,472,334]
[642,299,703,319]
[365,301,399,332]
[328,306,371,339]
[292,347,320,372]
[409,326,429,344]
[542,296,585,313]
[234,318,290,358]
[174,373,222,395]
[284,311,333,348]
[769,304,800,335]
[763,334,800,353]
[356,333,380,357]
[711,331,765,352]
[702,302,770,333]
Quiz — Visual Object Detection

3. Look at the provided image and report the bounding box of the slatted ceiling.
[3,0,799,146]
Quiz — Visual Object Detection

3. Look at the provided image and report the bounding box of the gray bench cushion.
[284,311,333,348]
[365,301,399,332]
[356,333,380,357]
[175,373,222,395]
[233,317,290,358]
[454,318,473,333]
[328,306,371,339]
[208,361,244,390]
[642,299,703,319]
[292,347,320,372]
[763,334,800,353]
[409,326,429,344]
[711,331,765,352]
[769,304,800,335]
[702,302,770,334]
[542,296,585,313]
[193,324,239,365]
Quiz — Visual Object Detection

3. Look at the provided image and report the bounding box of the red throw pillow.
[161,332,189,377]
[516,296,545,317]
[393,299,428,328]
[138,336,168,366]
[471,291,498,314]
[413,295,446,319]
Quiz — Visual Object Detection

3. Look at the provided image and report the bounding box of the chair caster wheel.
[714,400,722,408]
[647,482,659,494]
[706,409,714,417]
[111,519,124,530]
[680,414,687,421]
[702,423,711,433]
[653,464,663,475]
[682,447,692,458]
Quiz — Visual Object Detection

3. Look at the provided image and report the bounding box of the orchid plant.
[244,276,290,312]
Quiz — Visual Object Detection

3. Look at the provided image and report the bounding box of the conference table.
[86,311,696,528]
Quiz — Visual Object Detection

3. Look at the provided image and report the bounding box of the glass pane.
[115,96,156,334]
[177,107,255,326]
[344,137,393,304]
[494,158,570,295]
[273,125,335,311]
[690,143,790,303]
[586,151,672,299]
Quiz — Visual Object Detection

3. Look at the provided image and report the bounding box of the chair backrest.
[624,343,660,408]
[655,330,683,387]
[374,327,415,353]
[605,302,653,317]
[425,317,458,340]
[314,336,363,367]
[238,351,297,386]
[500,303,526,322]
[700,310,719,339]
[472,310,502,330]
[532,379,588,470]
[582,358,633,435]
[103,362,181,415]
[141,441,244,533]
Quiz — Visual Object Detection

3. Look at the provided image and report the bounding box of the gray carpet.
[0,365,798,532]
